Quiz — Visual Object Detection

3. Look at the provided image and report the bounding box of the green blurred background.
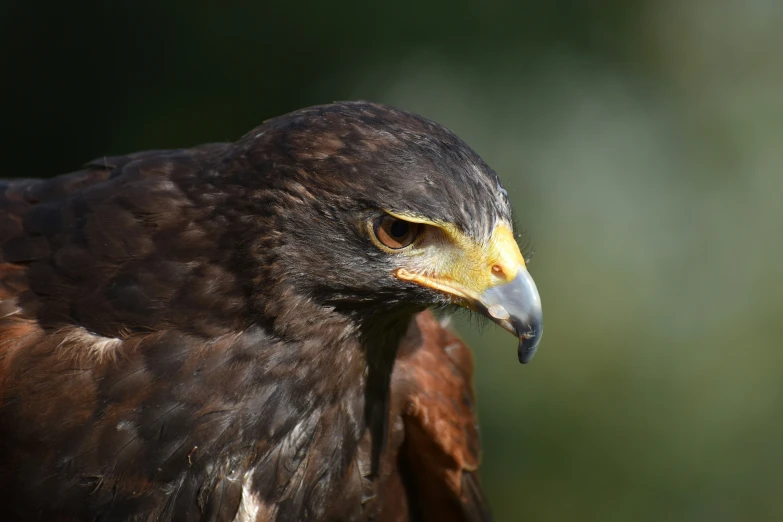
[3,1,782,520]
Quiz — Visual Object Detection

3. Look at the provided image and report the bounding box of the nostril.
[491,264,505,278]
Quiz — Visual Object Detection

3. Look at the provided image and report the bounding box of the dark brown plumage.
[0,102,542,521]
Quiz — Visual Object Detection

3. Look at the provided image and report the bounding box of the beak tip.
[517,326,542,364]
[517,339,539,364]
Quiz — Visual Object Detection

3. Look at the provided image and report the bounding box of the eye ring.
[372,215,421,250]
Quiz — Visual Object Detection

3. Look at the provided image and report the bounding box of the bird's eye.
[373,215,420,250]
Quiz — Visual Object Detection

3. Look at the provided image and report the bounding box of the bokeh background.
[3,1,782,520]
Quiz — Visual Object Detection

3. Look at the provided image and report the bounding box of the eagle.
[0,102,542,521]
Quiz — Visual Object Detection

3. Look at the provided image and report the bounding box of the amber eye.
[373,215,420,250]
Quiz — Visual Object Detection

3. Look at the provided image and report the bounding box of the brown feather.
[385,312,490,522]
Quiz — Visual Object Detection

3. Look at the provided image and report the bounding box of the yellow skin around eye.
[371,210,527,299]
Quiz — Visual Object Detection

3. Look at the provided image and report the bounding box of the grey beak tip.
[517,339,539,364]
[516,321,543,364]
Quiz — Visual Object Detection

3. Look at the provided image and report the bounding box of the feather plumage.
[0,102,504,521]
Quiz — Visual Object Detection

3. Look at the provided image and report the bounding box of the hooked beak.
[394,222,543,363]
[474,268,543,363]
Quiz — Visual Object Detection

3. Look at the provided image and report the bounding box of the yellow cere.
[381,210,527,301]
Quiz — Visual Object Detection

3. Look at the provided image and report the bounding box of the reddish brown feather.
[386,312,489,522]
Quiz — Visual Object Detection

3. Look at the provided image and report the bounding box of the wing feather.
[0,149,250,521]
[385,311,492,522]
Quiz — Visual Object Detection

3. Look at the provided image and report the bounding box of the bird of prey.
[0,102,542,521]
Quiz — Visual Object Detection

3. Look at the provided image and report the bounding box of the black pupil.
[389,219,409,239]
